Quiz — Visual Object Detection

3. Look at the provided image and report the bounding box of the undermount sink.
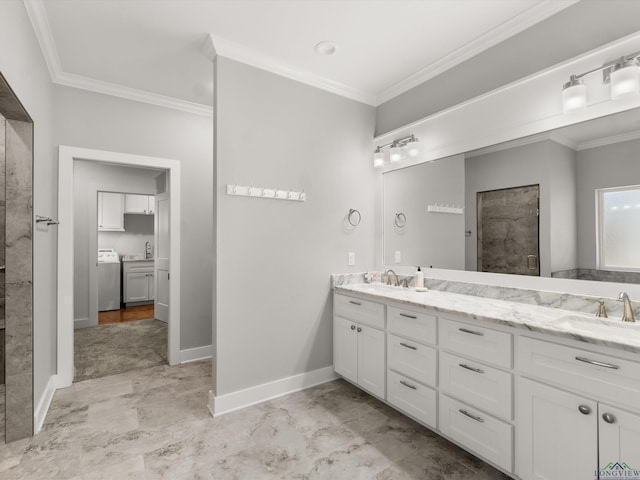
[553,314,640,336]
[358,284,405,292]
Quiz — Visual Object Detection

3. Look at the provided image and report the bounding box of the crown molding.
[375,0,580,105]
[465,132,555,158]
[209,34,377,106]
[56,71,214,116]
[577,129,640,151]
[23,0,213,117]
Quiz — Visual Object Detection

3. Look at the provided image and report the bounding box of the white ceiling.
[25,0,578,115]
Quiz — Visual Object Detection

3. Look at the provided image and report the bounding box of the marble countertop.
[335,283,640,354]
[121,256,154,262]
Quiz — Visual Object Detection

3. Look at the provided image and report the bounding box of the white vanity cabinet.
[517,337,640,480]
[333,287,640,480]
[386,305,438,428]
[98,192,125,231]
[333,294,386,398]
[438,317,514,472]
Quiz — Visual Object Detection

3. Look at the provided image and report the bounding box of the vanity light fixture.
[610,59,640,99]
[561,51,640,113]
[372,134,420,168]
[389,143,402,163]
[373,147,385,168]
[561,75,587,113]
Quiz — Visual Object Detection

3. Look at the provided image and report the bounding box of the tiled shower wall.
[4,118,33,442]
[0,113,4,387]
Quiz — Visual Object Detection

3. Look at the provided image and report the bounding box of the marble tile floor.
[0,360,510,479]
[74,319,167,382]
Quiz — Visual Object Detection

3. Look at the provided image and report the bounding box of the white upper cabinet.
[98,192,124,231]
[124,194,155,215]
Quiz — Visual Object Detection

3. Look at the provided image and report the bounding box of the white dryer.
[98,248,121,311]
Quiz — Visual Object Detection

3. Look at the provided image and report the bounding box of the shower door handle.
[527,255,537,270]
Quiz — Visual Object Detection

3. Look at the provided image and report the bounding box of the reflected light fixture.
[372,134,420,168]
[561,51,640,113]
[389,143,402,163]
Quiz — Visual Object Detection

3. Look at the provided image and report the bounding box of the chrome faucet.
[386,270,399,286]
[617,292,635,322]
[385,269,399,287]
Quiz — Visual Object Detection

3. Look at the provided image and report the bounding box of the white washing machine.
[98,248,121,311]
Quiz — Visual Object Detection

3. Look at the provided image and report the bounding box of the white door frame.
[57,145,181,388]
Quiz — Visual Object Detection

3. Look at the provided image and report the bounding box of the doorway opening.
[477,184,540,276]
[73,176,168,382]
[57,146,181,389]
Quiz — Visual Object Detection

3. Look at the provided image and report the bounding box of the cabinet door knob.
[602,413,616,424]
[578,405,591,415]
[357,327,362,333]
[350,325,356,330]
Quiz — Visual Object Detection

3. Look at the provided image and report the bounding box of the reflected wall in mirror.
[383,108,640,284]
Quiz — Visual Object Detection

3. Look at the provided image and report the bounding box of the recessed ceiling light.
[315,41,338,56]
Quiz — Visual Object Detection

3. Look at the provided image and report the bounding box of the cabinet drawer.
[439,351,512,420]
[334,294,385,329]
[387,306,437,345]
[123,261,153,273]
[388,334,437,387]
[439,394,513,472]
[519,336,640,409]
[387,370,437,428]
[439,317,512,368]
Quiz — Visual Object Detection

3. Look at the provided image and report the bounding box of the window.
[597,185,640,271]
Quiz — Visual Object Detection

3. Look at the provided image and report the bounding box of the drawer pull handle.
[400,380,417,390]
[578,405,591,415]
[348,300,362,306]
[575,356,619,370]
[602,413,616,424]
[459,363,484,374]
[400,313,417,319]
[459,409,484,423]
[400,342,417,351]
[458,327,484,336]
[350,325,356,331]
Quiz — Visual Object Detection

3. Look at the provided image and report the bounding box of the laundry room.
[72,159,169,381]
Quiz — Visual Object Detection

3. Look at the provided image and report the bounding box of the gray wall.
[383,155,465,270]
[55,85,214,350]
[73,161,158,322]
[98,216,155,256]
[465,140,577,277]
[375,1,640,136]
[0,1,56,414]
[576,138,640,270]
[549,142,578,274]
[215,57,376,395]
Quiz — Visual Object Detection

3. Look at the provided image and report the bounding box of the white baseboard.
[34,375,57,434]
[180,345,214,364]
[73,317,95,329]
[209,365,338,417]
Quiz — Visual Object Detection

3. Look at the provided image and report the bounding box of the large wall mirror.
[384,107,640,284]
